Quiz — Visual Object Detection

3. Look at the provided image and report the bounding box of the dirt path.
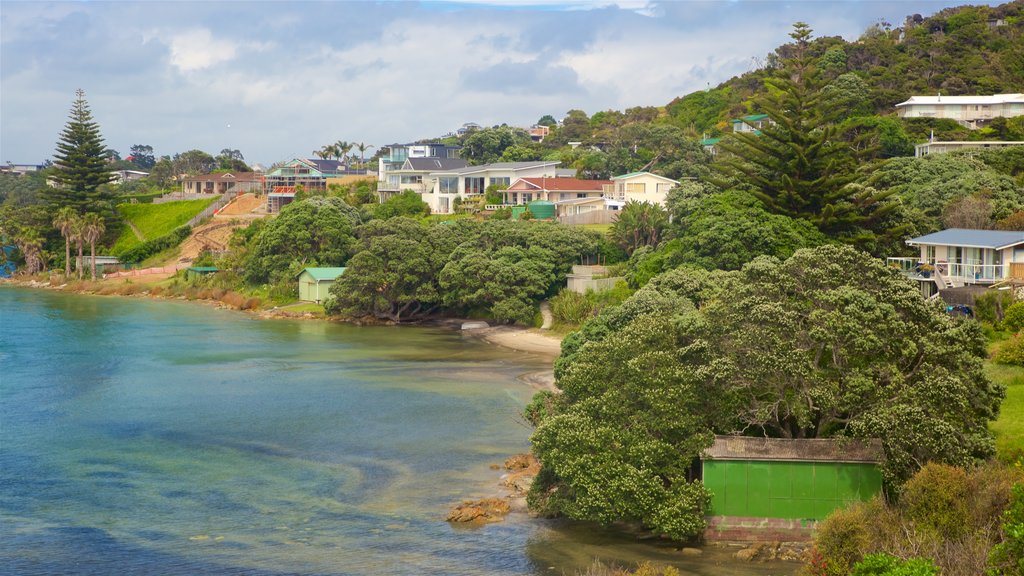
[539,301,553,330]
[218,193,263,216]
[127,220,144,241]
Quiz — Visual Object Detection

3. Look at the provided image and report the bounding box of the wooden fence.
[1011,262,1024,280]
[558,210,616,226]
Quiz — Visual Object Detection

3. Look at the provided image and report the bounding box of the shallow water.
[0,288,798,575]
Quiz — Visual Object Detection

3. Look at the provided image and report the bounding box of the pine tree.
[47,89,114,214]
[713,23,899,244]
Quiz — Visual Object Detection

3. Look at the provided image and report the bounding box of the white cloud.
[168,28,240,73]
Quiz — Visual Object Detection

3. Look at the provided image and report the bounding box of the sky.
[0,0,995,167]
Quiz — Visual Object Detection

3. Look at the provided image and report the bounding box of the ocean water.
[0,288,796,575]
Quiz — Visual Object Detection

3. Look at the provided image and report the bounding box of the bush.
[851,553,939,576]
[976,290,1016,325]
[812,502,875,575]
[989,481,1024,576]
[550,289,597,325]
[901,463,972,539]
[994,334,1024,366]
[1004,302,1024,333]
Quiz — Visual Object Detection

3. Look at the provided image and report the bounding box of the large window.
[439,177,458,194]
[626,182,646,194]
[489,177,510,188]
[464,177,486,194]
[400,175,422,184]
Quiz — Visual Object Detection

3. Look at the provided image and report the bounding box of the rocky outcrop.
[446,498,511,523]
[732,541,811,562]
[500,453,541,496]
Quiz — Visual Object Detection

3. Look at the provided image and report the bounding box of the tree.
[713,24,899,243]
[71,215,85,279]
[942,195,993,229]
[14,227,45,276]
[334,140,353,163]
[148,158,175,188]
[536,114,557,127]
[173,149,216,175]
[81,212,105,281]
[128,144,155,169]
[439,245,555,324]
[52,207,78,277]
[609,201,669,254]
[460,126,532,165]
[47,89,114,213]
[374,190,429,219]
[530,245,1004,536]
[355,142,374,168]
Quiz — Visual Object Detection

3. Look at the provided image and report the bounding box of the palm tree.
[15,228,44,276]
[334,140,353,163]
[356,142,374,169]
[314,145,333,160]
[71,215,85,279]
[53,206,77,278]
[82,213,106,281]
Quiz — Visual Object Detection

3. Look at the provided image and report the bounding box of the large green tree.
[47,89,114,213]
[713,24,899,244]
[530,245,1003,537]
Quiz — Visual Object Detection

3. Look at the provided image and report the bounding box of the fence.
[558,210,616,225]
[103,265,183,279]
[186,192,234,227]
[1012,262,1024,280]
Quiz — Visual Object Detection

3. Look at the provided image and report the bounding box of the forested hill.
[666,0,1024,138]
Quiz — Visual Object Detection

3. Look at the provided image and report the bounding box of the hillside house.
[377,143,462,201]
[264,159,351,213]
[503,177,612,205]
[602,171,679,207]
[895,93,1024,129]
[888,229,1024,294]
[425,161,562,214]
[914,140,1024,157]
[297,267,346,303]
[731,113,773,134]
[181,172,262,195]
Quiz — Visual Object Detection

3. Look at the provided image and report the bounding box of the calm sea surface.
[0,288,796,575]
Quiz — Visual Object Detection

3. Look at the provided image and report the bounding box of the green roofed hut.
[701,435,883,541]
[185,266,219,280]
[297,267,346,303]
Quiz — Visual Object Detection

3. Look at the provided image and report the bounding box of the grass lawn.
[111,198,217,255]
[579,223,612,234]
[278,302,326,315]
[988,360,1024,462]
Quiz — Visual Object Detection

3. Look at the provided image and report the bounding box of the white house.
[895,94,1024,129]
[601,172,679,207]
[424,161,562,214]
[914,140,1024,157]
[889,229,1024,290]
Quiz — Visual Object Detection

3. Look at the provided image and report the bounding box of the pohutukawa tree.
[47,89,114,214]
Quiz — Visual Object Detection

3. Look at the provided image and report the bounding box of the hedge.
[118,225,191,264]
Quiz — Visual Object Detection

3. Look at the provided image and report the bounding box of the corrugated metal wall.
[703,460,882,520]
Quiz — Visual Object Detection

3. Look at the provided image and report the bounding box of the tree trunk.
[90,240,97,281]
[64,237,71,278]
[77,241,84,279]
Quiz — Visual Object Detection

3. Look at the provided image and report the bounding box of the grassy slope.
[111,198,217,255]
[990,359,1024,461]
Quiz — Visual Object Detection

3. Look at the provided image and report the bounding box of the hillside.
[111,198,217,256]
[665,0,1024,137]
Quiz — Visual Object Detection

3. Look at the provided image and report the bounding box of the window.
[400,175,422,184]
[439,177,458,194]
[489,177,510,187]
[626,182,646,194]
[464,177,486,194]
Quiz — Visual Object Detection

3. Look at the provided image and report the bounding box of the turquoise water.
[0,288,797,575]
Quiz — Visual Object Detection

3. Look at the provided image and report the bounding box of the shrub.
[989,481,1024,576]
[901,463,971,539]
[118,226,191,264]
[1004,301,1024,333]
[976,290,1016,325]
[550,289,597,325]
[812,502,874,575]
[995,334,1024,366]
[851,553,939,576]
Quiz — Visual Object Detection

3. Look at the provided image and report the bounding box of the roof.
[433,161,561,175]
[509,177,612,191]
[405,157,468,171]
[907,228,1024,250]
[611,171,680,184]
[732,113,770,122]
[182,172,261,183]
[896,93,1024,108]
[304,159,345,173]
[298,267,347,281]
[186,267,219,273]
[701,138,721,146]
[704,435,883,464]
[554,197,617,206]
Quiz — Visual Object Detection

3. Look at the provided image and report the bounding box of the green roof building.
[297,267,346,303]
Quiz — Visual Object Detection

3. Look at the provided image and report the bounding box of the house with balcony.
[914,140,1024,157]
[377,143,462,200]
[424,161,562,214]
[888,229,1024,296]
[732,113,773,134]
[263,159,351,212]
[601,172,679,207]
[895,93,1024,130]
[181,172,262,196]
[377,157,467,201]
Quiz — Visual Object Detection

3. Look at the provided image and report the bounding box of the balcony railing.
[886,257,1006,283]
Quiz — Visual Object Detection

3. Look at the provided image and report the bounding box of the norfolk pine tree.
[714,23,901,245]
[47,89,114,214]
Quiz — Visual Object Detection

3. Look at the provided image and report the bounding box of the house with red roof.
[180,172,262,196]
[504,177,612,205]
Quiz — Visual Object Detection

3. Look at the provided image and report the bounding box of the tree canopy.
[47,89,114,214]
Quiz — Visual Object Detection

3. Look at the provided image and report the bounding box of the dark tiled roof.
[406,158,468,171]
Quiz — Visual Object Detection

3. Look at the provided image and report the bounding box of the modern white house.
[895,94,1024,129]
[424,161,562,214]
[601,172,680,207]
[888,229,1024,292]
[914,140,1024,157]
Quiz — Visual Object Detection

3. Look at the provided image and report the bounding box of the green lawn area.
[111,198,217,255]
[989,360,1024,462]
[279,302,326,315]
[578,223,612,234]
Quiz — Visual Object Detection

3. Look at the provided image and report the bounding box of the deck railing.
[886,257,1006,283]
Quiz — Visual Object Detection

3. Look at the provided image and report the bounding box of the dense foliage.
[529,245,1004,537]
[46,89,114,214]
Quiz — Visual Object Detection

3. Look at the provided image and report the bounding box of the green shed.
[702,435,883,539]
[297,267,346,303]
